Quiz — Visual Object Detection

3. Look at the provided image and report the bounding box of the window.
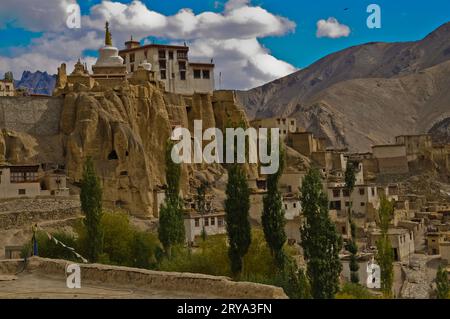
[177,51,188,60]
[129,53,135,63]
[180,71,186,80]
[195,218,200,227]
[158,50,166,59]
[343,189,350,197]
[205,217,209,226]
[202,70,210,79]
[329,201,342,210]
[194,69,201,79]
[160,70,166,80]
[360,202,365,207]
[11,172,25,183]
[333,189,341,198]
[293,203,297,208]
[179,61,186,70]
[18,189,26,195]
[371,188,376,196]
[285,204,288,210]
[169,51,174,60]
[291,120,295,125]
[159,60,166,69]
[345,201,350,207]
[130,65,134,73]
[218,217,224,227]
[282,119,286,124]
[359,188,365,195]
[210,217,215,226]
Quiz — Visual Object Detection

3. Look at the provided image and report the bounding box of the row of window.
[332,187,377,198]
[0,85,13,91]
[128,50,188,63]
[159,50,188,60]
[194,216,225,228]
[159,69,210,81]
[10,172,38,183]
[329,200,366,210]
[284,202,298,210]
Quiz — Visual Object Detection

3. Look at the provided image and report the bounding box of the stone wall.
[0,97,63,136]
[0,257,288,299]
[0,198,81,230]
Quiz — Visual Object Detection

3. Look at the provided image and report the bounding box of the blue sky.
[0,0,449,89]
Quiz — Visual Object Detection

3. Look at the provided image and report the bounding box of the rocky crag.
[0,80,251,218]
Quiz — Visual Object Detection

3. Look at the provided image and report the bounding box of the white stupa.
[92,22,126,76]
[139,60,152,71]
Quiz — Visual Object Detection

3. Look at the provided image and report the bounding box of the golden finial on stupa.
[105,21,112,46]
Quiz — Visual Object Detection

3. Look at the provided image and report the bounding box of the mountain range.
[236,22,450,151]
[15,71,56,96]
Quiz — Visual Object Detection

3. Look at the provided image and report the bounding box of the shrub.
[336,283,378,299]
[22,231,79,262]
[76,211,161,269]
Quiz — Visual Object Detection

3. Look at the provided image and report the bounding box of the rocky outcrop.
[58,83,250,217]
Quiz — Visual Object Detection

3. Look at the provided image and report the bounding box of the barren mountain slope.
[290,60,450,151]
[236,22,450,150]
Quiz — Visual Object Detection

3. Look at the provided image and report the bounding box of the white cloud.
[189,38,297,89]
[316,17,350,39]
[0,0,78,32]
[0,0,298,89]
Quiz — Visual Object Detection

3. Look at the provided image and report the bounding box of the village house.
[283,193,302,243]
[0,164,72,199]
[372,144,409,175]
[119,37,214,95]
[40,171,70,196]
[341,252,376,287]
[311,150,347,173]
[327,183,380,220]
[279,170,305,194]
[395,134,433,162]
[0,165,41,198]
[369,228,415,261]
[0,79,15,97]
[184,210,227,245]
[288,131,326,157]
[250,117,297,141]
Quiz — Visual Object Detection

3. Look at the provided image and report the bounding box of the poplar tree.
[262,141,286,269]
[158,140,185,258]
[300,168,343,299]
[376,195,394,298]
[3,71,13,82]
[436,265,449,299]
[344,161,359,283]
[225,163,251,277]
[80,157,103,262]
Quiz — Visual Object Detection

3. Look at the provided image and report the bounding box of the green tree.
[225,163,251,277]
[80,157,103,262]
[195,181,208,242]
[262,141,286,269]
[158,140,185,258]
[376,195,394,298]
[300,168,343,299]
[344,161,359,283]
[3,71,13,82]
[436,265,449,299]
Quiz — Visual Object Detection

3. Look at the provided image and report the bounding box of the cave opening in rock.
[108,150,119,160]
